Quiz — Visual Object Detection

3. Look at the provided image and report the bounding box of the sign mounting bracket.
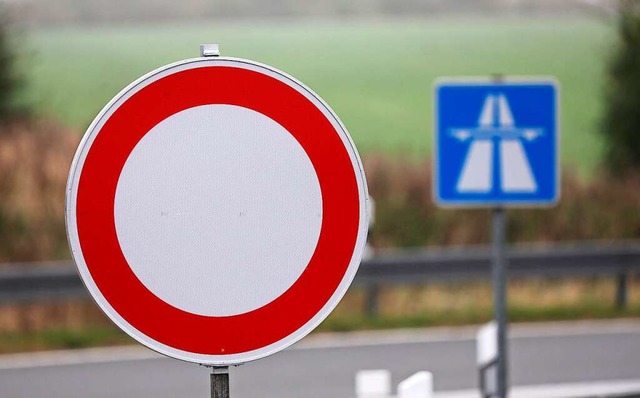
[200,44,220,57]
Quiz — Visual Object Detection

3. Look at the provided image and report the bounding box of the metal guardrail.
[0,261,86,302]
[356,240,640,315]
[357,241,640,283]
[0,241,638,314]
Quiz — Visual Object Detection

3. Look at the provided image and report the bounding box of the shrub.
[0,9,23,122]
[601,0,640,175]
[0,119,78,261]
[364,155,640,248]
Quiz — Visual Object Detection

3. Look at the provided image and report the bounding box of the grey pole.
[492,207,508,398]
[211,367,230,398]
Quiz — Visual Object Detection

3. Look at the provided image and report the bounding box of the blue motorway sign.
[434,79,559,207]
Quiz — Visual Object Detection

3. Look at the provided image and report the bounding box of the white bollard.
[476,320,498,366]
[355,369,391,398]
[397,371,433,398]
[477,321,499,395]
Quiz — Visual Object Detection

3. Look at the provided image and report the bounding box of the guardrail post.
[364,284,380,317]
[616,272,628,310]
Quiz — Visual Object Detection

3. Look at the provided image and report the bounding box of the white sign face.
[66,57,369,365]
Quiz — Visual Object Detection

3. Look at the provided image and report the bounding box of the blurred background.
[0,0,638,396]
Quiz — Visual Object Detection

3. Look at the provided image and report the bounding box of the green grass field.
[23,17,613,176]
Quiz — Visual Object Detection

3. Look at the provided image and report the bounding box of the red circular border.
[76,65,360,355]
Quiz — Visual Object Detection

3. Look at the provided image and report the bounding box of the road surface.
[0,320,639,397]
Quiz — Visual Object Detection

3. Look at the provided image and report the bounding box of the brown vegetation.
[364,155,640,248]
[0,300,104,335]
[0,128,637,261]
[332,277,640,321]
[0,119,79,261]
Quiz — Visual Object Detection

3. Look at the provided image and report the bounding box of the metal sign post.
[492,208,507,398]
[210,367,230,398]
[492,73,507,398]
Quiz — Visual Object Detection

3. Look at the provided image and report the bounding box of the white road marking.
[500,139,536,192]
[435,379,640,398]
[478,95,495,128]
[0,346,159,370]
[456,140,493,193]
[497,95,514,127]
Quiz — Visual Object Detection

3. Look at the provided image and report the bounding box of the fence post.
[616,272,628,309]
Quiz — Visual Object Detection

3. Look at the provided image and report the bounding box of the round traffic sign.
[65,57,369,365]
